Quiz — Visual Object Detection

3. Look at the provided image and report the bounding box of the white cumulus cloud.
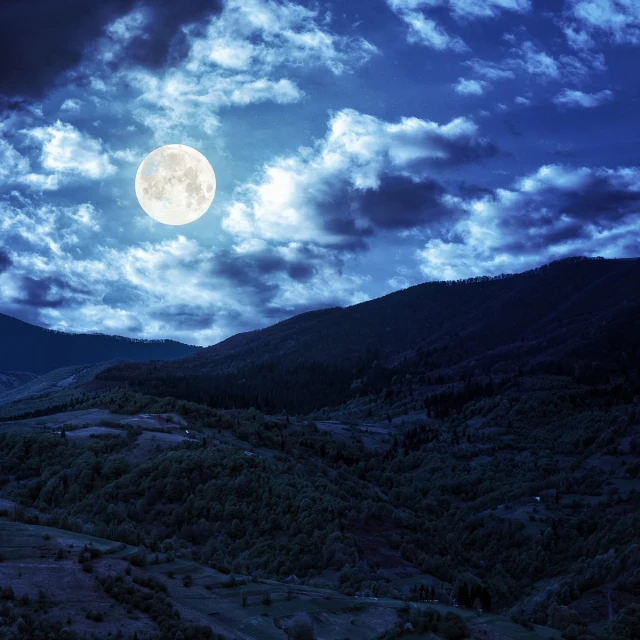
[553,88,614,108]
[564,0,640,48]
[386,0,530,50]
[453,78,488,95]
[23,121,115,186]
[222,108,495,244]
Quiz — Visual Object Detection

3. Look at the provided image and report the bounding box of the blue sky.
[0,0,639,345]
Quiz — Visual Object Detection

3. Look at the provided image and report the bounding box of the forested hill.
[0,313,200,375]
[100,256,640,413]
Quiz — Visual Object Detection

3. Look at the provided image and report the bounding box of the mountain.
[0,370,38,394]
[0,313,201,374]
[100,256,640,413]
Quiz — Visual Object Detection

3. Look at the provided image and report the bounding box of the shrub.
[439,611,470,640]
[286,612,315,640]
[408,606,440,633]
[129,547,147,568]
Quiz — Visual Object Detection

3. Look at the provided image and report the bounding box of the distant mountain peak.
[0,312,201,374]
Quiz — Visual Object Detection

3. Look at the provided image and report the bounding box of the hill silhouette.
[100,256,640,413]
[0,313,200,374]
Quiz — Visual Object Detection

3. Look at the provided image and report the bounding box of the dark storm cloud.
[149,307,216,332]
[426,135,499,168]
[12,274,93,310]
[0,0,223,98]
[316,175,453,238]
[16,277,67,309]
[558,177,640,220]
[212,252,288,308]
[0,250,12,274]
[361,175,449,229]
[214,249,319,288]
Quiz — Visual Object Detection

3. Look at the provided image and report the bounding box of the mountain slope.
[100,257,640,412]
[0,313,201,374]
[0,370,38,394]
[0,360,125,407]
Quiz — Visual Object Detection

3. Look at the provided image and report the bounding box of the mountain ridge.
[0,312,201,374]
[99,256,640,413]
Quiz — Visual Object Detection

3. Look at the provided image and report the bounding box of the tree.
[457,583,469,608]
[241,591,247,608]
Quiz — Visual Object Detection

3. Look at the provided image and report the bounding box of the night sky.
[1,0,639,346]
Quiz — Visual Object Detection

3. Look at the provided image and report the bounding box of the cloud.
[416,164,640,280]
[0,0,224,99]
[0,196,370,345]
[465,40,607,90]
[0,249,12,275]
[509,41,561,79]
[23,121,115,186]
[60,98,83,113]
[222,108,497,244]
[553,88,614,108]
[386,0,530,50]
[393,10,469,51]
[0,139,30,183]
[465,59,516,80]
[453,78,488,95]
[99,0,377,139]
[563,0,640,48]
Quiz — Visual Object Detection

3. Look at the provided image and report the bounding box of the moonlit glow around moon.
[135,144,216,225]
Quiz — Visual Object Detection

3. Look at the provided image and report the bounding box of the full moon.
[135,144,216,225]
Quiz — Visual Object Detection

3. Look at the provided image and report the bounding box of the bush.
[439,611,470,640]
[129,546,147,568]
[286,612,315,640]
[408,605,440,633]
[261,590,272,605]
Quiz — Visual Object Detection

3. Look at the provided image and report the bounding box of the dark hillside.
[0,313,201,374]
[100,257,640,413]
